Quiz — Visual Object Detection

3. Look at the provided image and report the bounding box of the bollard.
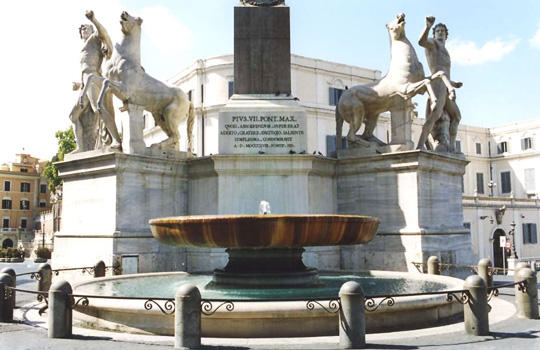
[0,273,14,322]
[38,263,52,300]
[0,268,16,307]
[427,256,440,275]
[175,284,201,349]
[48,280,73,338]
[339,281,366,349]
[516,267,539,319]
[514,261,530,297]
[477,258,493,287]
[463,275,489,335]
[94,260,106,278]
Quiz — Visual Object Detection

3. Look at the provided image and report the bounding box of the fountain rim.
[149,214,380,224]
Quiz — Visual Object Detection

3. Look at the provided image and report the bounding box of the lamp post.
[508,221,518,259]
[487,180,496,197]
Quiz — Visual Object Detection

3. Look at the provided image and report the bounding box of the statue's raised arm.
[418,16,436,49]
[86,10,113,59]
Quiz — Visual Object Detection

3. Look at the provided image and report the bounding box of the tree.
[43,127,76,193]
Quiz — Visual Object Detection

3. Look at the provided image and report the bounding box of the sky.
[1,0,539,162]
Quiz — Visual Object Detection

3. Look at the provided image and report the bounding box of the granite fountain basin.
[72,270,464,337]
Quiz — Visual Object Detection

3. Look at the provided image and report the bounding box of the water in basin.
[75,271,448,300]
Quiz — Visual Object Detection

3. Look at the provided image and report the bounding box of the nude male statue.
[69,10,122,151]
[417,16,462,153]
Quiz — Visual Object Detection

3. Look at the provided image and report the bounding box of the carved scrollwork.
[144,299,175,315]
[364,297,395,312]
[306,299,340,313]
[200,300,234,316]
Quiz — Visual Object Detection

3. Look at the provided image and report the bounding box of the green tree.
[43,127,76,193]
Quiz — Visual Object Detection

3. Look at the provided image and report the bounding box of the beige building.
[142,54,540,267]
[0,153,51,250]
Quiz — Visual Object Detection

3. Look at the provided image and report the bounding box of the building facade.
[0,153,51,250]
[142,54,540,266]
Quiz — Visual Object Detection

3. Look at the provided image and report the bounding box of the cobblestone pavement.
[1,261,539,350]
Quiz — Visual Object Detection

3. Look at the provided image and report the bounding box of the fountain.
[72,213,464,337]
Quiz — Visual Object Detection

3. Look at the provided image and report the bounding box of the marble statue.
[94,11,194,154]
[418,16,462,153]
[336,13,454,151]
[70,11,122,152]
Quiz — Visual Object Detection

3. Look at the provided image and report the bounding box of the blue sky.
[1,0,539,162]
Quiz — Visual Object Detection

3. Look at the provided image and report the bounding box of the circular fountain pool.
[72,270,464,337]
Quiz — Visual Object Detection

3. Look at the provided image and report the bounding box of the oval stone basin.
[149,214,379,248]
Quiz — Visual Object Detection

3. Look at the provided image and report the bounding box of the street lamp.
[487,180,496,197]
[508,221,518,259]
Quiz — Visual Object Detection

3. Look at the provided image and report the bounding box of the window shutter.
[523,223,529,244]
[532,224,538,244]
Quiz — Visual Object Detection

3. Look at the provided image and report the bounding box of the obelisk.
[219,0,307,155]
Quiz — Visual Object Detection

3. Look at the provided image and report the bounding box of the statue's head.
[386,13,406,40]
[120,11,143,35]
[79,24,95,40]
[432,23,448,41]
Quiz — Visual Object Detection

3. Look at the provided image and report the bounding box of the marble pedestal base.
[337,150,475,271]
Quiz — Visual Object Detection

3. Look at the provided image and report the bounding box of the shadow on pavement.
[71,334,113,341]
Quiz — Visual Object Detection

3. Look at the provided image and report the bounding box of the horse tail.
[187,102,195,154]
[336,104,343,151]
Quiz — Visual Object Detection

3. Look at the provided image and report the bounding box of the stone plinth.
[234,5,291,95]
[53,152,189,273]
[337,150,474,271]
[218,95,307,154]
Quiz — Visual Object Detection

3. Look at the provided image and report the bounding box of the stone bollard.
[514,262,530,296]
[0,273,14,322]
[516,267,539,319]
[477,258,493,287]
[339,281,366,349]
[463,275,489,335]
[0,268,16,307]
[38,263,52,300]
[427,256,440,275]
[48,280,73,338]
[94,260,106,278]
[175,284,201,349]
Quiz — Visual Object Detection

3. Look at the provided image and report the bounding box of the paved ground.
[1,260,539,349]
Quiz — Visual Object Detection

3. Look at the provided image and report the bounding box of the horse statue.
[94,11,194,154]
[336,13,453,151]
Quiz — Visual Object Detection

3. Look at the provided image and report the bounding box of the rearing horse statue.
[336,13,453,150]
[94,11,194,153]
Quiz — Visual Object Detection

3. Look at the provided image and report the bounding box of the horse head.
[386,13,406,41]
[120,11,143,36]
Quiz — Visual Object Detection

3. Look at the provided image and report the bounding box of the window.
[461,176,464,193]
[455,140,461,153]
[187,90,192,102]
[475,142,482,155]
[463,222,471,229]
[20,200,30,210]
[20,168,28,173]
[228,81,234,98]
[39,201,46,208]
[523,223,538,244]
[500,171,511,194]
[476,173,484,194]
[497,141,507,154]
[40,184,47,194]
[525,168,536,193]
[21,182,30,192]
[1,199,12,210]
[326,135,347,155]
[20,218,27,229]
[329,87,344,106]
[521,137,533,150]
[2,218,8,228]
[3,181,10,191]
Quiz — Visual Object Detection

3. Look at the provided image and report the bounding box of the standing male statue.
[417,16,462,153]
[69,11,122,152]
